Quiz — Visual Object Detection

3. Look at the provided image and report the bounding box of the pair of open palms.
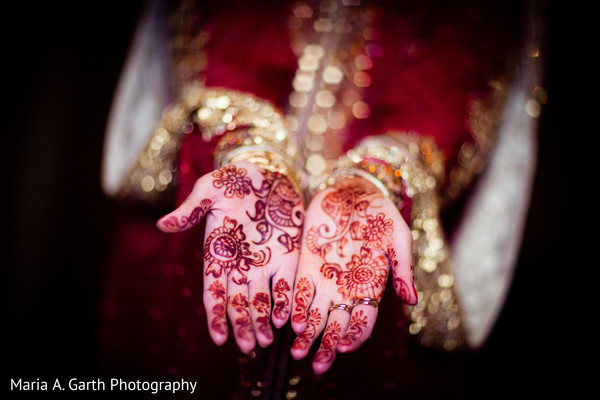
[157,161,416,374]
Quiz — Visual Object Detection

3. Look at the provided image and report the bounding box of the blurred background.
[2,1,578,398]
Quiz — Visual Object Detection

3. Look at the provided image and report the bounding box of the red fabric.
[202,2,298,109]
[347,1,520,170]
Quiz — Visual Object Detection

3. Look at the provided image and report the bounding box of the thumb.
[156,175,215,233]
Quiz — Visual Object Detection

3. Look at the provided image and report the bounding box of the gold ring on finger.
[328,303,353,313]
[354,297,379,308]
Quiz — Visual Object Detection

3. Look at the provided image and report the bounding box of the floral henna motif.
[339,247,388,300]
[292,277,312,323]
[273,278,291,320]
[351,212,393,249]
[161,198,213,230]
[292,309,322,351]
[313,321,342,363]
[212,164,253,198]
[204,216,271,284]
[229,293,253,341]
[251,292,273,339]
[320,247,388,301]
[247,170,303,253]
[208,281,227,335]
[338,310,368,347]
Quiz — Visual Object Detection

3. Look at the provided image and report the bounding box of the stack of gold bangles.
[329,132,444,209]
[202,88,304,200]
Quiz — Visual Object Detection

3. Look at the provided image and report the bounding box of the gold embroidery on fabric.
[444,78,511,202]
[117,0,210,204]
[286,0,382,192]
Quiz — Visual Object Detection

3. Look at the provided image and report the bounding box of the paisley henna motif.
[305,186,369,258]
[160,198,213,231]
[247,170,303,253]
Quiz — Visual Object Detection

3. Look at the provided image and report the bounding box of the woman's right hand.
[156,161,304,354]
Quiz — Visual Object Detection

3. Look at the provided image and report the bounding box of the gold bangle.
[331,132,444,208]
[206,89,303,198]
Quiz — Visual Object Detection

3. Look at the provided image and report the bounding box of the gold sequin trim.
[117,84,300,204]
[117,0,210,204]
[445,78,510,201]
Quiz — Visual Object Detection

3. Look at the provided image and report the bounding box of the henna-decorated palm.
[157,161,304,353]
[290,176,417,374]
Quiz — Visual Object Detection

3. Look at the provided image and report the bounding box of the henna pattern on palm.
[292,179,412,372]
[160,163,303,351]
[306,184,393,302]
[212,164,253,198]
[204,216,271,284]
[211,165,303,254]
[247,170,303,253]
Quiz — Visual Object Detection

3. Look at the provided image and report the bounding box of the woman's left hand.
[289,176,417,374]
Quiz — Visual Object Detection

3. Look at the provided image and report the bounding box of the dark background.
[3,1,580,398]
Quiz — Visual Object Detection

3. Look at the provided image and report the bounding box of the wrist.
[218,142,304,202]
[330,132,444,212]
[198,87,303,200]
